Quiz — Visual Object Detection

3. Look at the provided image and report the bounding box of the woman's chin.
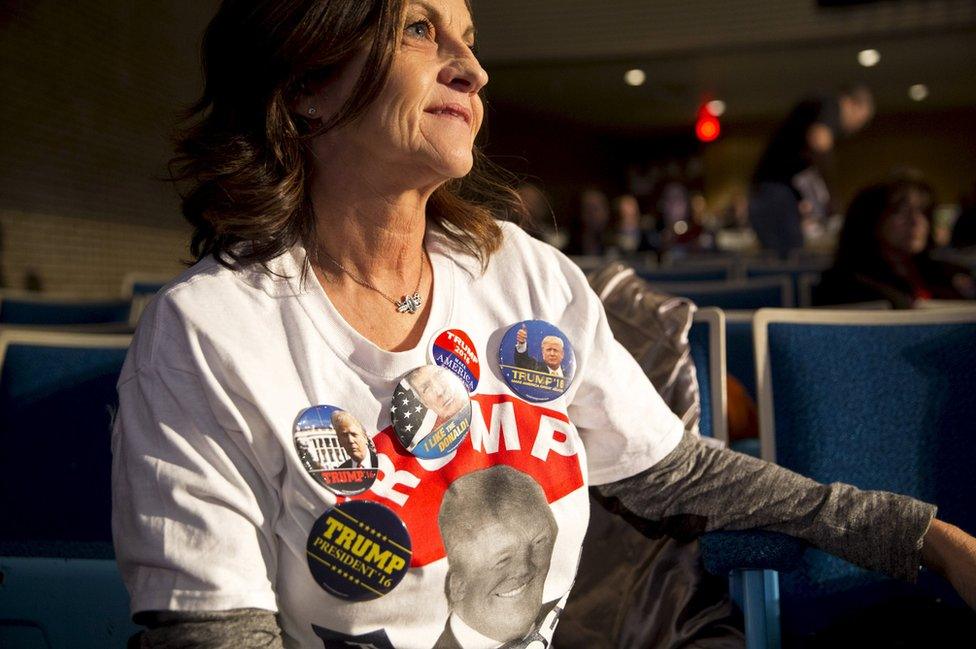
[435,151,475,179]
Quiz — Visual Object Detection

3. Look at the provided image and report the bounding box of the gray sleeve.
[597,431,937,583]
[134,608,283,649]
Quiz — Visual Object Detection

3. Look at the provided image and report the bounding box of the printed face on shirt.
[439,466,558,642]
[331,411,370,464]
[540,336,564,371]
[407,364,467,419]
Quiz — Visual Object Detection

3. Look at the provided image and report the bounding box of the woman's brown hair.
[171,0,518,272]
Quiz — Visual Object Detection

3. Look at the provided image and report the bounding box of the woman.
[112,1,976,647]
[816,172,976,308]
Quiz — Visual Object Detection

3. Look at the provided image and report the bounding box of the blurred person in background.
[516,182,566,250]
[655,179,712,259]
[950,179,976,251]
[568,188,611,256]
[815,171,976,309]
[608,193,651,255]
[750,85,875,257]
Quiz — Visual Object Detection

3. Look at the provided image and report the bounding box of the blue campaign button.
[306,500,412,602]
[391,365,472,459]
[293,405,378,496]
[428,327,480,393]
[498,320,576,403]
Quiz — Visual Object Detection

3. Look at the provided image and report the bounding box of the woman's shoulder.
[491,220,583,280]
[128,250,302,370]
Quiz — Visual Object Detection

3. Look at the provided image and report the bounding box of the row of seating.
[2,306,974,647]
[689,307,976,648]
[0,263,823,327]
[0,274,171,328]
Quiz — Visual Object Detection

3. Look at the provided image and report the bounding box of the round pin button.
[428,327,480,393]
[391,365,472,459]
[499,320,576,403]
[293,405,378,496]
[306,500,412,601]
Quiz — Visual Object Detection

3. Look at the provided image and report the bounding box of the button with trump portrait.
[499,320,576,402]
[391,364,472,459]
[293,405,378,496]
[427,327,480,393]
[306,500,412,602]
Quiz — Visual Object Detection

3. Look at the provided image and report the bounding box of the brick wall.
[0,1,216,297]
[0,210,189,298]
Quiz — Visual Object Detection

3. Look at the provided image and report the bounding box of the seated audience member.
[567,188,612,256]
[950,180,976,251]
[608,194,652,255]
[816,172,976,308]
[516,183,567,250]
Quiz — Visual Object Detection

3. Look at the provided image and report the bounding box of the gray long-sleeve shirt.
[134,431,936,647]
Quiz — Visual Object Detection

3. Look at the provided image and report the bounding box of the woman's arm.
[134,609,283,648]
[597,431,941,583]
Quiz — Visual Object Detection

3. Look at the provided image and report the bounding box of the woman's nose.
[438,49,488,94]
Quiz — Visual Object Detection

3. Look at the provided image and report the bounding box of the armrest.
[700,530,807,575]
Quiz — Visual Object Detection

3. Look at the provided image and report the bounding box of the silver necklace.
[318,249,424,314]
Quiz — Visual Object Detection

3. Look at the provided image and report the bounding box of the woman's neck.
[308,166,436,285]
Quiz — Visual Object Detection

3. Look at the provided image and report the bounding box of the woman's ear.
[287,76,327,121]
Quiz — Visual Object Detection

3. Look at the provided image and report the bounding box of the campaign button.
[294,405,378,496]
[428,327,480,393]
[498,320,576,403]
[391,365,472,459]
[306,500,412,601]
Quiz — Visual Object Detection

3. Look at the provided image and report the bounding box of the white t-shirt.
[111,221,684,648]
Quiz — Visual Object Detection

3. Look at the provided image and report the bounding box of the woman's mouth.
[425,103,471,125]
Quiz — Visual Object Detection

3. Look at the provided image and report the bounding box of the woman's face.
[878,188,930,256]
[310,0,487,184]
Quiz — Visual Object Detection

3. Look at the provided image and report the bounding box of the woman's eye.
[405,19,433,40]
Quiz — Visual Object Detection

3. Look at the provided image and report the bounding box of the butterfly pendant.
[396,291,423,314]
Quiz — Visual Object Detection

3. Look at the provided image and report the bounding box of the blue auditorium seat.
[725,311,757,400]
[652,278,793,311]
[689,308,792,649]
[0,295,132,326]
[0,330,138,648]
[120,272,174,298]
[637,267,732,283]
[753,307,976,644]
[688,307,728,442]
[745,263,827,308]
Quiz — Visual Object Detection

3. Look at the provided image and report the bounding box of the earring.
[307,106,317,116]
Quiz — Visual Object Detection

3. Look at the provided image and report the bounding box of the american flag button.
[391,365,472,459]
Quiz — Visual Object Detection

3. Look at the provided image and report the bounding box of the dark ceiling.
[471,0,976,131]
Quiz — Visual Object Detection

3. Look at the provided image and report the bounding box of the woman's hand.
[921,518,976,610]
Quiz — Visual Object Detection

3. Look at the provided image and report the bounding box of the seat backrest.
[0,330,130,556]
[0,295,132,326]
[652,277,793,310]
[120,272,175,298]
[753,307,976,634]
[637,267,731,283]
[688,308,728,443]
[746,264,827,308]
[724,311,756,400]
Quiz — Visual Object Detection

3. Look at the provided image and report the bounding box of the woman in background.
[816,171,975,308]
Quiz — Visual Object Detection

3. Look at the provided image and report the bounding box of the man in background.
[750,85,875,256]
